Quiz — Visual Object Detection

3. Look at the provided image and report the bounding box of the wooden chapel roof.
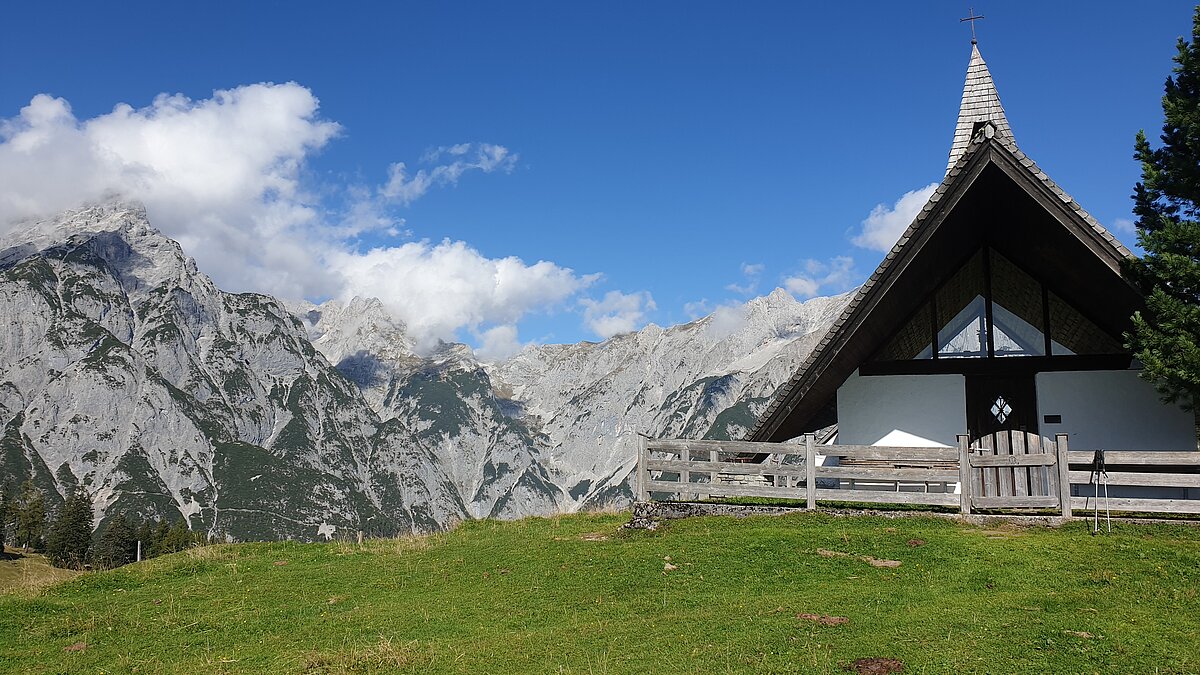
[746,48,1137,444]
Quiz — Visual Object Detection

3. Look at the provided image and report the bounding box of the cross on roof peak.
[960,7,985,44]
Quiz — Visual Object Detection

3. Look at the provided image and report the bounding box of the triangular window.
[872,248,1123,362]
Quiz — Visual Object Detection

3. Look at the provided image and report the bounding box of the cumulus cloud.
[0,86,591,354]
[330,240,593,352]
[851,183,938,252]
[783,257,856,299]
[580,290,656,339]
[0,85,342,299]
[474,324,524,362]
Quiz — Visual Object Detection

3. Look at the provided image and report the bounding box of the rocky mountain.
[0,202,848,540]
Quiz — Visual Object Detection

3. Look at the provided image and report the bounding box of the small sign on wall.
[1043,414,1062,424]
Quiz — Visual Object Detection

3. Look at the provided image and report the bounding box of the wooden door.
[967,430,1060,508]
[965,373,1038,443]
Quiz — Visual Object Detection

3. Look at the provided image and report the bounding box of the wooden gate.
[958,431,1070,513]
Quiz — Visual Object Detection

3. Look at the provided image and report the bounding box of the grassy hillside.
[1,512,1198,673]
[0,548,81,594]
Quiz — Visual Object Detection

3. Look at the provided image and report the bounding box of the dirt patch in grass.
[303,637,432,673]
[798,613,849,626]
[816,549,901,568]
[843,657,904,673]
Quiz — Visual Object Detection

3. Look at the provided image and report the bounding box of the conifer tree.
[46,487,93,569]
[0,488,10,553]
[1127,7,1200,408]
[149,518,171,557]
[14,480,46,553]
[162,518,195,554]
[94,513,136,569]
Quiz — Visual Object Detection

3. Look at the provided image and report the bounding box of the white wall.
[837,370,966,447]
[1036,370,1195,452]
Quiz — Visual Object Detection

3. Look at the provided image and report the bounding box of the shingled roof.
[746,44,1136,444]
[947,43,1015,175]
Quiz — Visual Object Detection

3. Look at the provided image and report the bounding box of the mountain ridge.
[0,201,849,539]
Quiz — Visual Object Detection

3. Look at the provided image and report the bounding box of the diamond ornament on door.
[990,396,1013,424]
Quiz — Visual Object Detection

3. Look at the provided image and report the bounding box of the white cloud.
[0,86,589,354]
[725,261,764,296]
[381,143,517,206]
[707,303,749,340]
[474,324,524,362]
[0,85,342,299]
[783,256,855,299]
[851,183,938,252]
[330,239,593,352]
[580,290,656,339]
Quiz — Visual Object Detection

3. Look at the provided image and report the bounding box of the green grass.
[0,547,81,595]
[1,512,1198,673]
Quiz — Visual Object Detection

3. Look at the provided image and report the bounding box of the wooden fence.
[637,432,1200,517]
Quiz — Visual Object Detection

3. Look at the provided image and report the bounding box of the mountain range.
[0,202,848,540]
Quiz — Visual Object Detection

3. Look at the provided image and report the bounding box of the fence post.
[637,435,649,502]
[957,434,971,515]
[805,434,817,510]
[1055,433,1072,518]
[680,445,691,501]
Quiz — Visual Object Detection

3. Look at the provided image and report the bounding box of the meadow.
[1,512,1198,673]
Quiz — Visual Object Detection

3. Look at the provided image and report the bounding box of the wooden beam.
[645,438,805,457]
[646,459,807,479]
[805,434,817,510]
[969,454,1056,468]
[1067,471,1200,489]
[973,495,1060,509]
[644,480,800,501]
[859,353,1131,377]
[1056,434,1072,518]
[1068,496,1200,515]
[1066,451,1200,465]
[817,466,959,482]
[637,435,648,502]
[819,446,959,461]
[957,434,972,515]
[814,489,959,507]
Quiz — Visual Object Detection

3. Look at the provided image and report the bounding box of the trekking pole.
[1087,450,1111,535]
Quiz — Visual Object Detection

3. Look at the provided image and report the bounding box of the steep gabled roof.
[947,44,1015,175]
[746,127,1137,443]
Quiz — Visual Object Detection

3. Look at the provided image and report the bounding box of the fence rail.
[637,433,1200,517]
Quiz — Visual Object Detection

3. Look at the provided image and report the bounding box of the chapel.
[747,42,1197,454]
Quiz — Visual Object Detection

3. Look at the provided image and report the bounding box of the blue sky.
[1,2,1195,356]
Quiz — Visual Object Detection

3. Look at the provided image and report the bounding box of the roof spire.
[945,41,1015,175]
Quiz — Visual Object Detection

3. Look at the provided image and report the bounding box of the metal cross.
[960,7,985,44]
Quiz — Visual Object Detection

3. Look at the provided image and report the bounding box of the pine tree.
[0,489,10,553]
[14,481,46,553]
[149,518,171,557]
[161,518,194,554]
[1127,7,1200,408]
[94,513,136,570]
[46,487,93,569]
